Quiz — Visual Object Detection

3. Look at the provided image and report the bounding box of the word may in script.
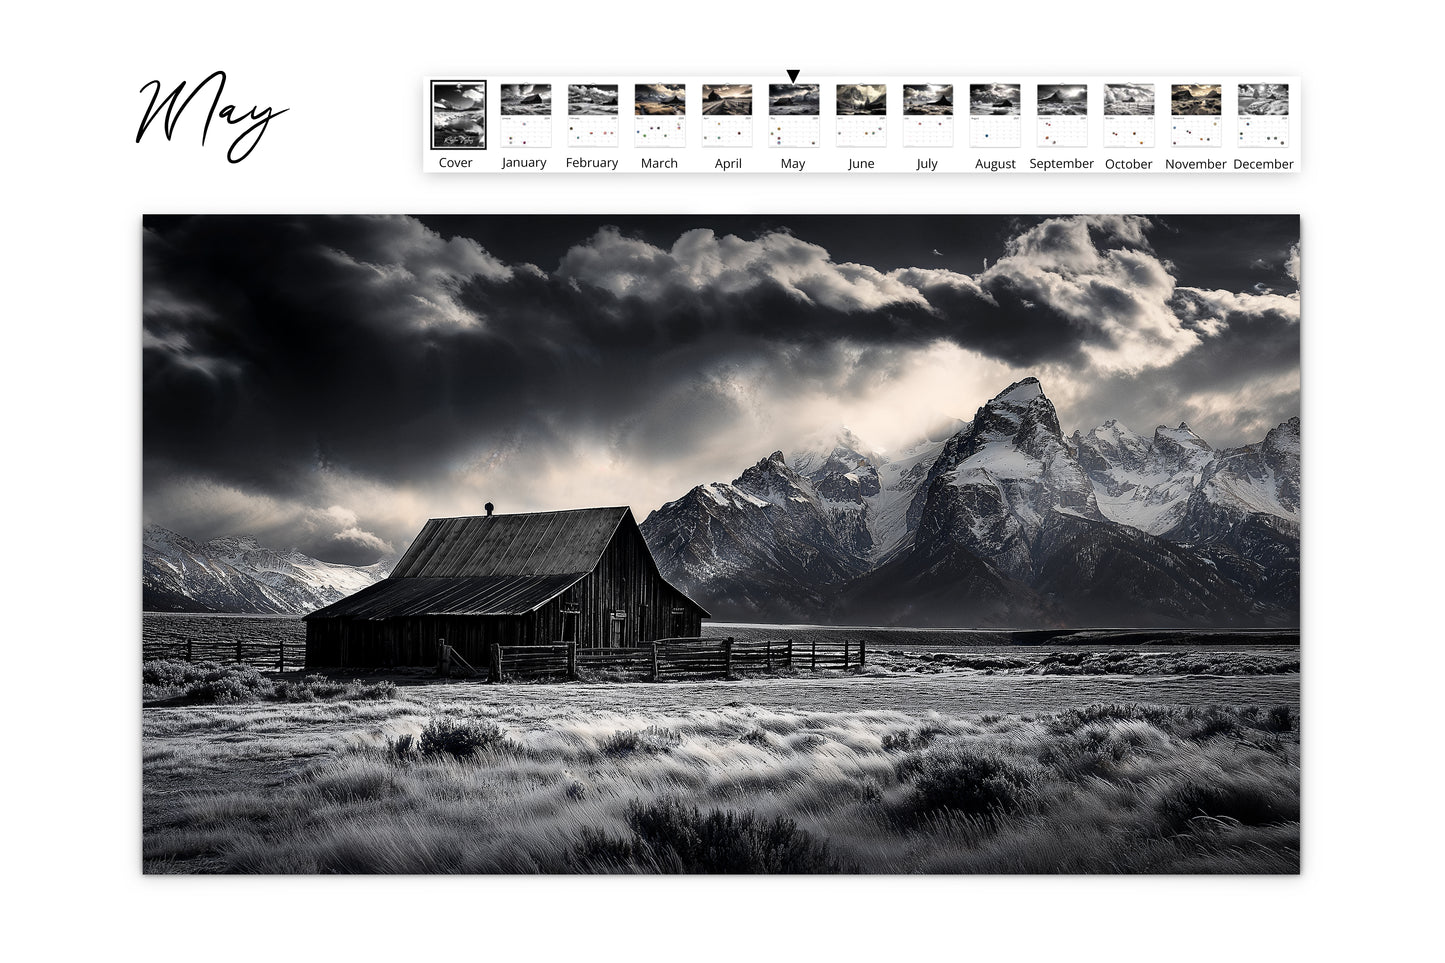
[137,71,288,163]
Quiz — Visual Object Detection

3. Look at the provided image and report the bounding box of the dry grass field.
[143,663,1299,874]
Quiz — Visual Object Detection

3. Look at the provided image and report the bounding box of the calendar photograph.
[768,83,820,114]
[636,83,686,115]
[568,84,619,115]
[142,213,1301,875]
[1239,84,1289,115]
[701,84,752,115]
[499,84,551,116]
[1105,83,1155,115]
[904,84,953,114]
[430,81,486,149]
[970,83,1021,115]
[1172,84,1223,115]
[836,84,887,115]
[1037,84,1087,115]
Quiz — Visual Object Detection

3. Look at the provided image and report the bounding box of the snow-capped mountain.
[1073,421,1216,535]
[143,527,390,614]
[642,378,1300,627]
[639,452,870,620]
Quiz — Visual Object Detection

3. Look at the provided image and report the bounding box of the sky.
[143,214,1300,564]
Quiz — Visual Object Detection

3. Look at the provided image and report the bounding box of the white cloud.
[558,226,930,312]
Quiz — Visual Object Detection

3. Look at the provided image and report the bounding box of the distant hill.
[143,527,391,615]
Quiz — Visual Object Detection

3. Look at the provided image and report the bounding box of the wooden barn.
[303,507,708,669]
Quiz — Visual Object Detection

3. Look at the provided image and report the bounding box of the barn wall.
[305,614,528,669]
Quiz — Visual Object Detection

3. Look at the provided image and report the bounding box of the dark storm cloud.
[144,214,1299,561]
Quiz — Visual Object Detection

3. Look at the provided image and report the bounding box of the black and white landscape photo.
[701,84,752,115]
[768,84,820,114]
[904,84,953,115]
[1172,84,1223,115]
[143,214,1302,874]
[499,83,551,116]
[837,84,887,115]
[1036,84,1087,115]
[635,83,686,115]
[970,83,1021,115]
[1239,83,1289,115]
[568,84,618,115]
[1104,83,1155,115]
[430,81,486,148]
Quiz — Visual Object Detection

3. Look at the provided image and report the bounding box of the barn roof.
[306,574,583,619]
[305,506,709,621]
[390,507,631,579]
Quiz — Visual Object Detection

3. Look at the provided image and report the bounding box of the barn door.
[610,617,625,648]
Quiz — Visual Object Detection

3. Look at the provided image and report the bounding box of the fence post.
[859,636,866,667]
[724,637,734,678]
[650,642,660,683]
[489,643,502,683]
[279,641,285,673]
[766,638,772,671]
[236,637,243,664]
[786,639,793,670]
[567,642,577,680]
[811,639,816,671]
[844,638,851,668]
[186,640,193,663]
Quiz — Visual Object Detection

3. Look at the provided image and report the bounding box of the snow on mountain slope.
[927,377,1102,580]
[1076,417,1298,537]
[143,527,391,614]
[1198,417,1300,526]
[1075,421,1214,535]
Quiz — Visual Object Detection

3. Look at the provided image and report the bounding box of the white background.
[5,2,1440,960]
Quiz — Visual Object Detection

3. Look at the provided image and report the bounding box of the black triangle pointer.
[786,69,800,83]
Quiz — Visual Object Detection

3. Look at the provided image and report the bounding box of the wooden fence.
[143,639,294,672]
[147,635,867,683]
[490,636,866,683]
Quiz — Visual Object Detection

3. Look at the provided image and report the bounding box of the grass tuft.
[417,717,514,758]
[895,743,1039,822]
[571,798,850,873]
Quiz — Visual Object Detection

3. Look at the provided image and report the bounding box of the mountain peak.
[990,377,1045,405]
[768,450,786,464]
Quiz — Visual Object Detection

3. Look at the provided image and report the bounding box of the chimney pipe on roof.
[484,502,494,517]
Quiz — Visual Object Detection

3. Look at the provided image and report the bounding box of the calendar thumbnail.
[837,84,886,114]
[569,84,620,147]
[636,83,686,115]
[635,84,686,147]
[569,84,619,115]
[836,84,886,147]
[1104,83,1154,148]
[769,84,820,114]
[903,84,954,148]
[1171,84,1222,147]
[1037,84,1087,147]
[769,84,820,147]
[501,83,550,115]
[431,81,486,150]
[970,83,1021,147]
[701,85,753,147]
[701,84,752,115]
[1238,83,1289,148]
[499,83,551,148]
[1171,84,1222,115]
